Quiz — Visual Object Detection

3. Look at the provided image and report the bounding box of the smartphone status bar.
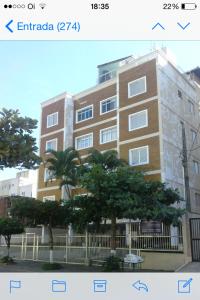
[0,0,199,40]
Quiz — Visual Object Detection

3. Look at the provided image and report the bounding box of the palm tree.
[45,147,80,199]
[84,149,127,171]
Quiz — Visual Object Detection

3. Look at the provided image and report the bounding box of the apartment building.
[37,48,200,267]
[38,49,200,214]
[0,170,37,198]
[0,170,38,216]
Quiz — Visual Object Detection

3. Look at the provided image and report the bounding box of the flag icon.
[10,280,21,294]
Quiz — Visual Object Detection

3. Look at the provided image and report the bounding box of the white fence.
[131,222,183,251]
[0,234,140,265]
[0,225,183,265]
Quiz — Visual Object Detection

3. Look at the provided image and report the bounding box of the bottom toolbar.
[0,273,199,299]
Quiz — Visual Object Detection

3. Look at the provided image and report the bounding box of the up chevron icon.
[152,22,165,30]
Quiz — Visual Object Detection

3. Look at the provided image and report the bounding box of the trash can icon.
[93,280,107,292]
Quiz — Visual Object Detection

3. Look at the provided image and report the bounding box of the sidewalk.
[177,262,200,272]
[0,260,101,272]
[0,260,165,272]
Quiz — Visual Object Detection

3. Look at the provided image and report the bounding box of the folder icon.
[52,280,67,292]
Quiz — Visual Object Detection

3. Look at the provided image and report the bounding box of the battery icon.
[181,3,197,9]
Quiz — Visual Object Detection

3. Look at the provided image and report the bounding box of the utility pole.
[180,121,191,212]
[180,121,192,261]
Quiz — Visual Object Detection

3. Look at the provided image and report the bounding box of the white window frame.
[44,168,56,182]
[75,133,93,150]
[100,126,117,145]
[43,195,55,202]
[128,76,147,98]
[76,105,93,124]
[45,138,58,153]
[188,100,195,114]
[192,160,199,174]
[129,145,149,166]
[100,95,117,115]
[47,112,58,128]
[191,129,197,144]
[128,109,148,131]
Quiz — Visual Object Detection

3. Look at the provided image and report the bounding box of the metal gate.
[190,218,200,261]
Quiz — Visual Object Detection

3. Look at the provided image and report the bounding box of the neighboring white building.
[0,170,38,198]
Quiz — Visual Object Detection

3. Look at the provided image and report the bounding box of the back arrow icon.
[133,280,149,292]
[6,20,14,33]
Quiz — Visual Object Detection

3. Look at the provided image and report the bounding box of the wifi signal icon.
[39,3,46,9]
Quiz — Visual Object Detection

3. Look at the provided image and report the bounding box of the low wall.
[25,227,67,235]
[141,251,188,271]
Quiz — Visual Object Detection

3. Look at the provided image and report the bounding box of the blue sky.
[1,40,200,180]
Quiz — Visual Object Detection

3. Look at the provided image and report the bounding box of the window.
[75,133,93,150]
[46,139,57,152]
[76,105,93,123]
[44,168,55,182]
[100,96,117,114]
[47,112,58,128]
[188,100,195,114]
[178,90,182,99]
[195,193,200,208]
[192,160,199,174]
[43,195,55,202]
[100,126,117,144]
[129,110,148,131]
[128,76,146,98]
[129,146,149,166]
[191,129,197,144]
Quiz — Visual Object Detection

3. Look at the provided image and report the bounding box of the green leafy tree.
[37,201,70,263]
[124,181,184,225]
[72,149,128,235]
[45,147,80,199]
[0,108,40,170]
[72,149,184,252]
[0,218,24,258]
[11,199,71,263]
[10,196,40,226]
[68,194,104,233]
[78,164,146,250]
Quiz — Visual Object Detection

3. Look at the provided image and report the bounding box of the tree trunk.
[110,216,117,255]
[95,220,101,233]
[7,246,10,257]
[65,184,71,200]
[5,235,11,258]
[48,225,54,263]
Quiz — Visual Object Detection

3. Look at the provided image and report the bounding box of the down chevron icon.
[177,22,190,30]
